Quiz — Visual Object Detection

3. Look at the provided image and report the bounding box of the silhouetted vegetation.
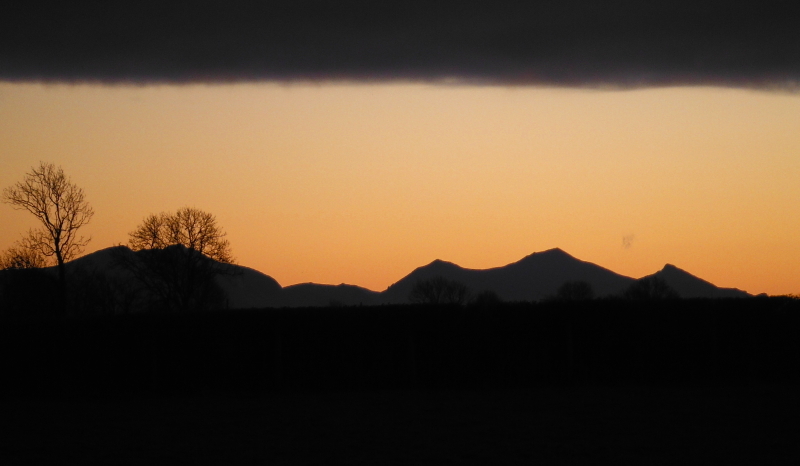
[0,241,48,270]
[623,276,679,300]
[117,207,235,312]
[0,263,134,319]
[66,264,136,317]
[128,207,234,264]
[113,245,229,313]
[2,162,94,316]
[0,267,60,319]
[470,289,503,308]
[556,280,594,301]
[409,276,470,305]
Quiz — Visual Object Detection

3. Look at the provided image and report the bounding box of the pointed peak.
[425,258,459,267]
[652,263,714,286]
[660,263,689,274]
[406,258,464,276]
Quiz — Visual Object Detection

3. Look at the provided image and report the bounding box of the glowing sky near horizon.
[1,82,799,295]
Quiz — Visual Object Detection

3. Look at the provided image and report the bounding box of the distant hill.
[276,283,380,308]
[32,246,375,309]
[2,246,756,311]
[40,246,282,310]
[62,246,284,306]
[644,264,751,299]
[380,248,636,303]
[215,265,282,308]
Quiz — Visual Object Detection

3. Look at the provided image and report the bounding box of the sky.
[1,1,799,295]
[2,83,799,295]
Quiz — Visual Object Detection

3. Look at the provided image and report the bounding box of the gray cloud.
[2,1,799,88]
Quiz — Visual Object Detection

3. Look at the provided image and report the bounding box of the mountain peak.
[660,263,686,274]
[540,247,571,257]
[424,258,461,269]
[517,247,576,265]
[650,263,751,298]
[654,263,713,284]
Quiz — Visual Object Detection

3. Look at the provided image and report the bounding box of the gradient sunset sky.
[2,1,799,295]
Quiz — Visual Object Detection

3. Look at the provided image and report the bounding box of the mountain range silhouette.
[51,246,752,309]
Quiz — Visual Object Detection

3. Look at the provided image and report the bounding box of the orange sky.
[1,82,799,295]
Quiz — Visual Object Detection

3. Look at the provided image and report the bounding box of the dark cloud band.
[2,1,799,88]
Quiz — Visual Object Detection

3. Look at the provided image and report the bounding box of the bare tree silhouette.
[119,207,235,312]
[0,238,49,270]
[2,162,93,314]
[128,207,233,263]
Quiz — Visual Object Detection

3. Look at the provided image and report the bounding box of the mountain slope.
[216,265,283,308]
[381,248,636,303]
[18,246,755,309]
[646,264,751,299]
[60,246,283,309]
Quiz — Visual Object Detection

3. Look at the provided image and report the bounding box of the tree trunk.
[56,250,66,319]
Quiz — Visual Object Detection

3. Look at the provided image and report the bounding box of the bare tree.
[129,207,233,263]
[2,162,94,313]
[120,207,234,312]
[0,238,49,270]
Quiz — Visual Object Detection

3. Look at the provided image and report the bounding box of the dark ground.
[2,385,799,465]
[2,298,800,464]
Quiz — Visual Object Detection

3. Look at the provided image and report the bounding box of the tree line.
[1,162,235,317]
[408,275,680,307]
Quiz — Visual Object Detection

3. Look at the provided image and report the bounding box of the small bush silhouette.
[0,242,49,270]
[409,276,470,305]
[623,276,679,300]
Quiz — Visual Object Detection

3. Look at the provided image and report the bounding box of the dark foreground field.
[1,298,800,463]
[2,386,799,464]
